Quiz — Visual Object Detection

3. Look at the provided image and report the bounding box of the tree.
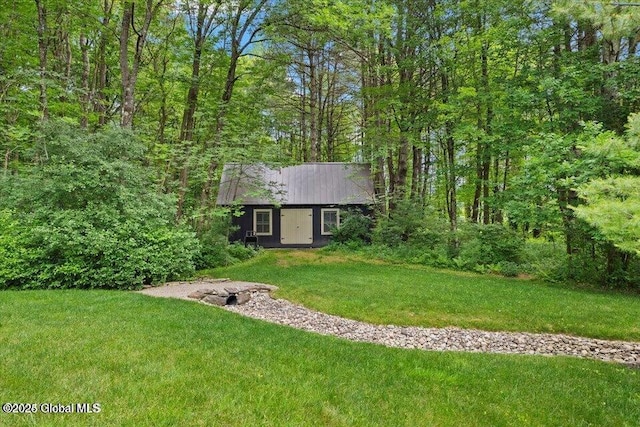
[119,0,165,128]
[175,0,223,220]
[198,0,272,220]
[575,176,640,256]
[574,113,640,257]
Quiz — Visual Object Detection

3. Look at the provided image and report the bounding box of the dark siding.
[312,206,332,247]
[230,204,369,248]
[230,206,281,247]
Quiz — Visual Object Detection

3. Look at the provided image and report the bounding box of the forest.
[1,0,639,289]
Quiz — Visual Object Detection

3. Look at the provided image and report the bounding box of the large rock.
[236,292,251,305]
[187,289,215,300]
[202,295,228,306]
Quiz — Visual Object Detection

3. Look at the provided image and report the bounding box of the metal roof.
[216,163,375,206]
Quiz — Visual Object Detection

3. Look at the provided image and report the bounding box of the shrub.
[458,224,524,266]
[194,212,258,269]
[373,201,448,249]
[226,242,258,263]
[332,209,373,245]
[0,122,199,289]
[521,238,567,281]
[498,261,521,277]
[0,210,36,289]
[373,201,422,247]
[196,241,257,269]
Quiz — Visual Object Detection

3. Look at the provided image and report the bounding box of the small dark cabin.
[216,163,375,248]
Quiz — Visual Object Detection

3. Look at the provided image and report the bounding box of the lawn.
[209,250,640,341]
[1,290,639,426]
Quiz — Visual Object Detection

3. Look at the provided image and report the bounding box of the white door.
[280,209,313,245]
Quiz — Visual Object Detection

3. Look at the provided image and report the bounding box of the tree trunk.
[177,1,216,220]
[200,0,268,221]
[119,0,162,128]
[420,128,432,208]
[481,154,490,225]
[441,70,458,237]
[94,0,113,126]
[180,50,202,141]
[308,48,318,162]
[394,133,409,201]
[471,141,483,223]
[492,155,503,223]
[481,38,492,225]
[300,57,308,161]
[201,38,240,216]
[79,33,90,129]
[445,133,458,234]
[119,1,134,127]
[387,148,397,210]
[35,0,49,121]
[411,145,422,200]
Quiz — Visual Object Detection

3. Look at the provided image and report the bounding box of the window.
[254,209,272,236]
[321,209,340,235]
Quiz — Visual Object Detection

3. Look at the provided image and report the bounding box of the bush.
[521,238,567,281]
[194,212,257,269]
[332,209,373,246]
[0,210,36,289]
[477,224,524,264]
[0,122,199,289]
[498,261,521,277]
[373,201,448,249]
[457,224,524,267]
[373,201,422,247]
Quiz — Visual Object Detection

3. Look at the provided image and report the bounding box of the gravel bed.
[225,292,640,367]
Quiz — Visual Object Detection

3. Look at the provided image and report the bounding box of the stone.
[221,292,640,367]
[187,291,207,300]
[202,295,228,306]
[236,292,251,305]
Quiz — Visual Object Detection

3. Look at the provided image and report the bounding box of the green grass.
[1,290,640,426]
[209,250,640,341]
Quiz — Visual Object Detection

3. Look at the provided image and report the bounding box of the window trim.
[321,208,340,235]
[253,209,273,236]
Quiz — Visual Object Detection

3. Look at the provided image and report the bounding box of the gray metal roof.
[216,163,375,206]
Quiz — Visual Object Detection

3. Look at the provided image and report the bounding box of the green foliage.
[368,202,527,275]
[521,238,567,281]
[3,0,640,291]
[574,176,640,256]
[573,115,640,257]
[373,201,447,249]
[496,261,521,277]
[0,123,199,289]
[0,210,34,288]
[331,209,373,246]
[505,115,640,288]
[476,224,524,265]
[197,240,257,270]
[453,224,524,271]
[194,212,257,269]
[372,212,414,248]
